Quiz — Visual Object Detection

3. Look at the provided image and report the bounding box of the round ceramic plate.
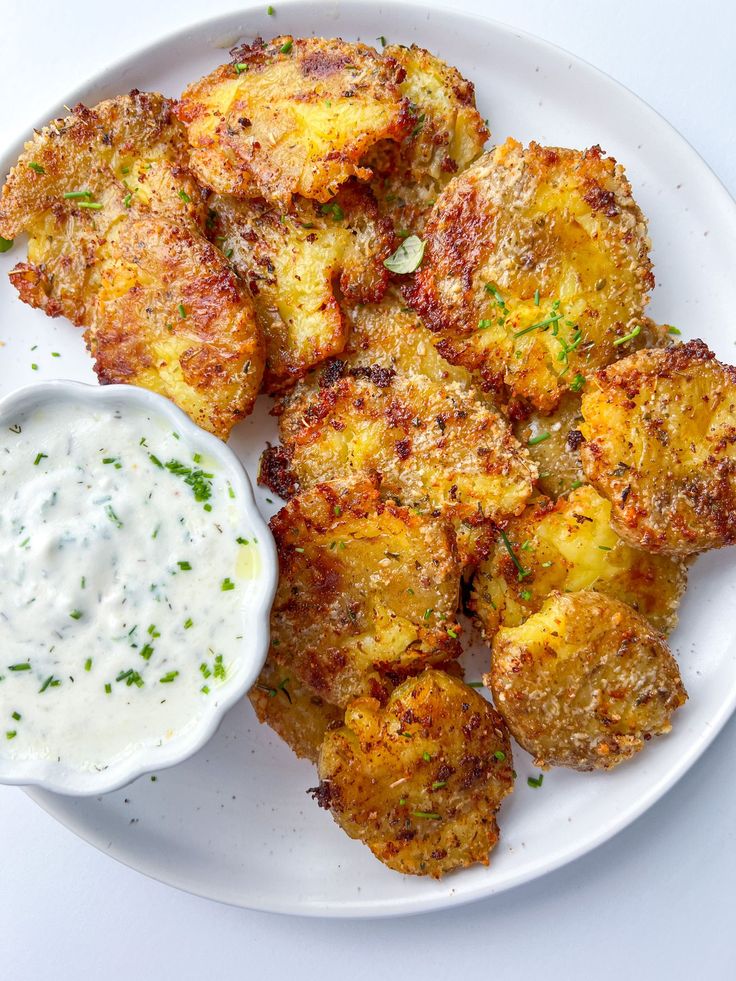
[2,0,736,918]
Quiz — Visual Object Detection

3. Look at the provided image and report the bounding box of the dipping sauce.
[0,399,260,773]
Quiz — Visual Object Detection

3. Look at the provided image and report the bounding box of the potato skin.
[249,654,342,763]
[581,339,736,554]
[177,36,412,206]
[314,669,514,877]
[404,139,654,412]
[262,358,535,567]
[471,485,687,640]
[208,182,395,392]
[366,44,489,233]
[269,478,463,708]
[0,91,263,438]
[488,591,687,771]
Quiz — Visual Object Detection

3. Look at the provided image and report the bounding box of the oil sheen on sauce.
[0,399,259,773]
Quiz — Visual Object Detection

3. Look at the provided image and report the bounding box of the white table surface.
[2,0,734,977]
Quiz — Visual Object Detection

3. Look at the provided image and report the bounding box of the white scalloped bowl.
[0,380,277,796]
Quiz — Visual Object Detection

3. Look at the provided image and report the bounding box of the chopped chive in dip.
[84,658,93,672]
[527,773,544,788]
[11,711,21,721]
[8,663,31,672]
[221,578,235,591]
[177,561,192,571]
[184,618,193,630]
[69,609,83,620]
[159,671,179,684]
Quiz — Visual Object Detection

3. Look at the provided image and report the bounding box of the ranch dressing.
[0,400,258,773]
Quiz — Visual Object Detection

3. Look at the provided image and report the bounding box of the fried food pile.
[3,33,734,879]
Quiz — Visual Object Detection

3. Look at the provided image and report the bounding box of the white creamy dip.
[0,399,259,773]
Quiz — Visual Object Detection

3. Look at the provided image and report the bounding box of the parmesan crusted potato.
[269,478,463,708]
[488,591,687,771]
[314,669,514,877]
[0,92,263,438]
[581,340,736,554]
[262,363,536,567]
[208,182,395,392]
[177,36,412,205]
[86,215,263,438]
[249,654,342,763]
[0,91,206,324]
[366,44,489,233]
[404,139,654,412]
[471,485,687,641]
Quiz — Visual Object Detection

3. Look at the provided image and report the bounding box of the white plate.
[2,0,736,918]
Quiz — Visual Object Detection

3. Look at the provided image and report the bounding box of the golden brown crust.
[269,478,463,708]
[365,44,489,233]
[86,215,263,438]
[580,339,736,554]
[261,356,536,567]
[249,654,342,763]
[488,591,687,771]
[177,36,412,205]
[314,669,514,877]
[471,485,687,641]
[404,139,654,411]
[0,91,263,438]
[207,182,395,392]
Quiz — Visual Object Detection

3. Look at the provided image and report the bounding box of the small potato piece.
[262,366,536,566]
[488,591,687,771]
[314,669,514,877]
[404,139,654,411]
[86,215,263,439]
[269,478,463,708]
[208,182,394,391]
[512,393,586,499]
[366,44,488,232]
[471,486,687,640]
[249,655,342,763]
[0,91,205,324]
[177,36,411,205]
[581,339,736,554]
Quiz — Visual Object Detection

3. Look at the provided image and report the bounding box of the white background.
[1,1,734,977]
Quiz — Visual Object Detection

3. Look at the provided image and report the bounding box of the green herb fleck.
[177,560,192,571]
[499,530,531,581]
[528,432,550,447]
[28,162,45,174]
[280,40,293,54]
[69,609,83,620]
[613,324,642,346]
[159,671,179,684]
[221,578,235,591]
[528,773,544,788]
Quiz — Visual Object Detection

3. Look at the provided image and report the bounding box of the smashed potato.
[581,340,736,554]
[249,654,342,763]
[366,44,488,232]
[404,139,654,411]
[86,215,263,438]
[471,485,687,641]
[262,365,536,566]
[512,393,586,499]
[0,91,205,324]
[269,478,463,708]
[488,591,687,771]
[208,182,394,391]
[314,669,514,877]
[177,36,412,205]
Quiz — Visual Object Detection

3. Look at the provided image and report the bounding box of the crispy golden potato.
[487,591,687,771]
[207,182,395,392]
[0,92,263,438]
[86,215,263,438]
[262,364,536,567]
[269,478,463,708]
[0,91,206,324]
[177,36,412,205]
[366,44,488,232]
[581,340,736,554]
[342,287,478,386]
[314,669,514,877]
[249,654,342,763]
[404,139,654,412]
[471,486,687,641]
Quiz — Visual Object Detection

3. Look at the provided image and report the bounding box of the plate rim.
[6,0,736,917]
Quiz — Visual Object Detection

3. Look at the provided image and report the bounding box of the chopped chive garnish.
[31,363,38,371]
[668,326,682,335]
[411,811,441,820]
[494,750,507,762]
[570,373,586,392]
[177,561,192,571]
[63,189,93,199]
[28,162,45,174]
[422,751,431,762]
[447,628,458,639]
[105,504,123,528]
[267,4,275,12]
[598,545,613,551]
[520,589,532,601]
[534,288,540,306]
[499,530,531,581]
[84,658,92,672]
[69,609,83,620]
[159,671,179,683]
[528,432,550,446]
[613,324,642,346]
[528,773,544,788]
[149,453,163,468]
[221,578,235,592]
[466,681,484,688]
[178,189,191,204]
[432,781,446,790]
[139,644,154,661]
[201,685,210,694]
[39,675,60,693]
[6,730,16,740]
[33,452,47,466]
[280,40,293,53]
[234,62,248,74]
[0,236,13,252]
[105,683,112,694]
[77,201,104,210]
[177,303,187,319]
[8,663,31,672]
[184,618,193,630]
[236,537,248,545]
[148,624,160,638]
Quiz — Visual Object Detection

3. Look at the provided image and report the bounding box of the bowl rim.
[0,379,277,796]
